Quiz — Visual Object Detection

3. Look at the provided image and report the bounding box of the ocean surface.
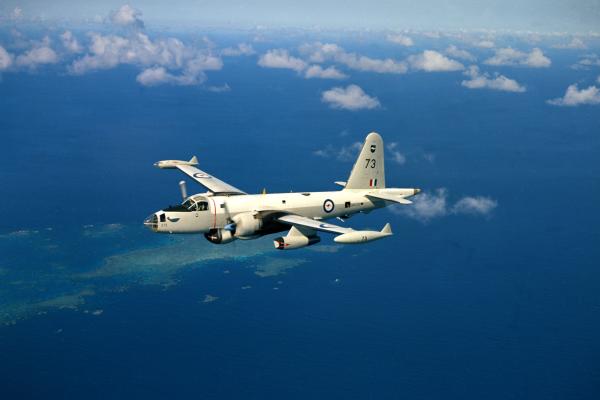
[1,33,599,399]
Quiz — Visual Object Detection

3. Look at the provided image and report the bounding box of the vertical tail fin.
[344,132,385,190]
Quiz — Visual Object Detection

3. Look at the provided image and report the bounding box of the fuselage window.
[345,201,351,208]
[159,213,166,222]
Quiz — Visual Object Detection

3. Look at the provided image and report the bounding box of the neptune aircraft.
[144,132,420,250]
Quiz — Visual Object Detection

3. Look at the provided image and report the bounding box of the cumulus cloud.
[258,49,307,72]
[300,42,407,74]
[10,7,23,21]
[572,54,600,70]
[475,40,495,49]
[110,4,144,29]
[220,43,255,56]
[387,34,414,47]
[547,84,600,106]
[313,142,362,162]
[408,50,464,72]
[461,65,525,92]
[207,83,231,93]
[387,142,406,165]
[304,65,347,79]
[70,32,222,86]
[321,84,380,110]
[0,45,14,70]
[15,38,59,69]
[485,47,551,68]
[60,31,82,53]
[451,196,498,215]
[553,38,586,50]
[445,45,476,62]
[136,67,175,86]
[390,188,497,222]
[391,188,449,221]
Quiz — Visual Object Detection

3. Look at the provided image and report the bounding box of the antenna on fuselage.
[179,180,188,200]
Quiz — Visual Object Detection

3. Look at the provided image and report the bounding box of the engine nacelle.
[232,212,263,238]
[274,234,320,250]
[204,228,236,244]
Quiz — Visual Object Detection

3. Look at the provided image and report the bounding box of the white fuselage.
[144,188,416,236]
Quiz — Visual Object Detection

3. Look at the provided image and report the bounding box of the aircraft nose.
[144,213,158,232]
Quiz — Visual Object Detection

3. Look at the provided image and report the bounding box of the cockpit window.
[182,199,196,211]
[197,201,209,211]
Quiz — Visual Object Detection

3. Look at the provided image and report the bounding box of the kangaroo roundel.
[323,199,335,213]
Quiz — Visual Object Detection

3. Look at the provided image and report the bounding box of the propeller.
[179,180,187,200]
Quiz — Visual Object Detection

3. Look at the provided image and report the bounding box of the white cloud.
[0,46,14,70]
[304,65,347,79]
[525,48,552,67]
[221,43,255,57]
[136,67,174,86]
[300,42,407,74]
[391,188,448,222]
[70,32,221,86]
[445,45,476,62]
[408,50,464,72]
[547,84,600,106]
[387,34,414,47]
[207,83,231,92]
[553,38,586,50]
[475,40,495,49]
[451,196,498,215]
[461,65,526,92]
[15,40,59,68]
[258,49,307,72]
[321,84,380,111]
[572,54,600,70]
[136,65,208,87]
[10,7,22,21]
[313,142,362,162]
[387,142,406,165]
[110,5,144,29]
[60,31,82,53]
[485,47,551,68]
[390,188,497,222]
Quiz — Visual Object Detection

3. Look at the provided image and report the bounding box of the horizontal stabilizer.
[366,192,412,205]
[334,181,347,188]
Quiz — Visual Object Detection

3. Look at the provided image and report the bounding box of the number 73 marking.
[364,158,377,168]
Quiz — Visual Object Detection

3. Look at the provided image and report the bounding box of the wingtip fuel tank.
[333,223,393,244]
[154,156,198,169]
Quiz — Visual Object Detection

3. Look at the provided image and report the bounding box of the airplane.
[144,132,420,250]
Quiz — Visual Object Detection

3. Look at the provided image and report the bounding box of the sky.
[1,0,600,33]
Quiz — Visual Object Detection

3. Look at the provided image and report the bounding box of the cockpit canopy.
[162,195,209,212]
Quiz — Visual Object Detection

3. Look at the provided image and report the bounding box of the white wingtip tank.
[344,132,385,190]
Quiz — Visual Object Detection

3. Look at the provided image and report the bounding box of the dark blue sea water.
[1,35,599,399]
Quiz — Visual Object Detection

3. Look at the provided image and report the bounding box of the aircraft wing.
[176,164,246,195]
[276,214,393,245]
[276,214,354,235]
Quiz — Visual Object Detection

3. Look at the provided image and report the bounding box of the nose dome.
[144,213,158,232]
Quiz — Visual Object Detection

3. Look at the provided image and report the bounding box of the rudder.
[344,132,385,189]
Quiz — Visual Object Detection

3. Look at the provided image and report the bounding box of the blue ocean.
[1,31,599,399]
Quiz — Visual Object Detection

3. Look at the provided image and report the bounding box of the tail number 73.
[364,158,377,168]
